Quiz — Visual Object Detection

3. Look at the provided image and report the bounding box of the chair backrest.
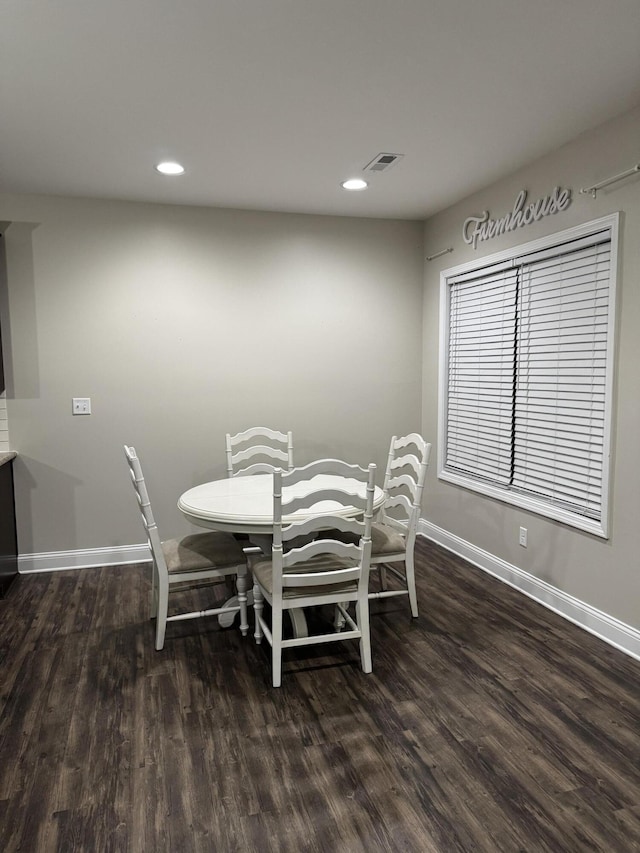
[271,459,376,598]
[380,433,432,538]
[124,445,166,573]
[225,426,294,478]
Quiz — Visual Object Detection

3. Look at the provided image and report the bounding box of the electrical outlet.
[519,526,528,547]
[72,397,91,415]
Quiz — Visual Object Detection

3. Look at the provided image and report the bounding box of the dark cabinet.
[0,460,18,596]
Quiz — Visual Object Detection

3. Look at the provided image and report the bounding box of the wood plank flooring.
[0,538,638,852]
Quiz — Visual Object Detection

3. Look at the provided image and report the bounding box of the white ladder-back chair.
[124,445,249,650]
[251,459,376,687]
[225,427,294,478]
[370,433,431,617]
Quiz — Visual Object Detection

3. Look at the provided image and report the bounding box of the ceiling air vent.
[363,153,404,173]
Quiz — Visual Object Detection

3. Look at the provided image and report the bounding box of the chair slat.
[384,493,413,517]
[390,452,423,480]
[281,565,361,587]
[283,513,365,540]
[288,457,371,481]
[232,444,290,464]
[386,472,420,500]
[282,538,362,568]
[282,487,369,517]
[229,426,290,446]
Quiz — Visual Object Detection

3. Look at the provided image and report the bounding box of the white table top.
[178,473,384,534]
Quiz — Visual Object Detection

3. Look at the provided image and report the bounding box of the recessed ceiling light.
[341,178,368,191]
[155,161,185,176]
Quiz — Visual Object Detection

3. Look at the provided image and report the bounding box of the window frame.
[438,213,619,538]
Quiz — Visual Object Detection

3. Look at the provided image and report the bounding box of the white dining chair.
[369,433,431,617]
[250,458,376,687]
[225,427,293,478]
[124,445,249,650]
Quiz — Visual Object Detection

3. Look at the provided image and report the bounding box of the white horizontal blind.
[445,267,518,485]
[513,238,611,518]
[441,216,616,535]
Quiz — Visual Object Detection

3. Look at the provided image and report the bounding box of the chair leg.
[150,562,159,618]
[356,597,372,674]
[378,565,388,591]
[287,608,309,639]
[272,606,283,688]
[253,583,264,645]
[236,570,249,636]
[405,551,419,618]
[155,575,169,651]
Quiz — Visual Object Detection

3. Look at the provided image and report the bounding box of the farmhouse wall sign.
[462,186,572,250]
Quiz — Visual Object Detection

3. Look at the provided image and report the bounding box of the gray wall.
[422,105,640,628]
[0,196,424,553]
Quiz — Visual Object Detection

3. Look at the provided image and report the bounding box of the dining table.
[178,471,385,637]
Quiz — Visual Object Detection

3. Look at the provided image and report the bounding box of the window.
[438,214,618,538]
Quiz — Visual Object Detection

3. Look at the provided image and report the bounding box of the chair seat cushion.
[162,532,246,574]
[323,523,406,557]
[370,522,406,556]
[252,554,358,599]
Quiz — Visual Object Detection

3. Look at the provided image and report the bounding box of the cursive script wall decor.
[462,187,572,250]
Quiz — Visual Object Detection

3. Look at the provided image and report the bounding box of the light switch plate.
[72,397,91,415]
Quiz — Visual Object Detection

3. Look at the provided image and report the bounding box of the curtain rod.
[580,163,639,198]
[426,247,453,262]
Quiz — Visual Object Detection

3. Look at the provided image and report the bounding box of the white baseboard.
[18,544,150,573]
[418,519,640,663]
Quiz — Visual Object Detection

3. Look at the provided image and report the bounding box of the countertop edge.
[0,451,17,467]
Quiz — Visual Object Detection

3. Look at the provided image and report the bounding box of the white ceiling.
[2,0,640,220]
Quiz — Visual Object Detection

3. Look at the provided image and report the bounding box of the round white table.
[178,473,384,535]
[178,473,384,635]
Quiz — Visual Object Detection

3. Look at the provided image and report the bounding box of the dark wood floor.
[0,538,639,852]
